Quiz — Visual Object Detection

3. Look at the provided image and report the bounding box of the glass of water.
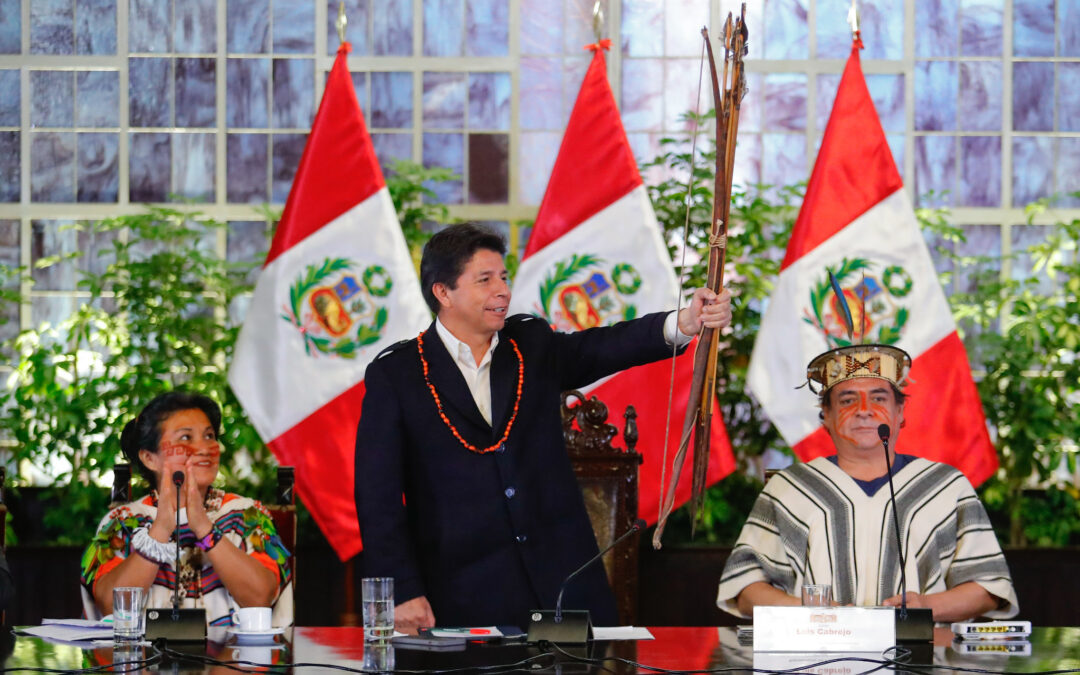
[361,577,394,642]
[801,584,832,607]
[113,587,146,641]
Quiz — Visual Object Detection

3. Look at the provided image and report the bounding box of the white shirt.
[435,312,691,427]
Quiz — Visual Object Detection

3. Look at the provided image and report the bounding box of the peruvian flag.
[746,41,997,485]
[229,44,430,560]
[509,41,736,523]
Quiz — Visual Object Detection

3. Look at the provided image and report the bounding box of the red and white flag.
[229,44,430,560]
[747,42,997,485]
[509,41,736,522]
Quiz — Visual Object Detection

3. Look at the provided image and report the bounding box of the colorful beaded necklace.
[416,330,523,454]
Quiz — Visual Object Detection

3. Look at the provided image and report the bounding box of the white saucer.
[226,626,285,644]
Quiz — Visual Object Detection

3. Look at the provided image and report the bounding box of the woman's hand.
[185,457,213,539]
[149,473,178,542]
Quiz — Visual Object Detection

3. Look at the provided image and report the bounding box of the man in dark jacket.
[355,223,730,632]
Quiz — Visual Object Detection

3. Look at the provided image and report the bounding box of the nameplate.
[753,606,895,652]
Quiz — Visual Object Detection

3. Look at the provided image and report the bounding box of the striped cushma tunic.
[717,456,1017,619]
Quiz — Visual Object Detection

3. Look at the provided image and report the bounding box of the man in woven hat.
[716,344,1017,622]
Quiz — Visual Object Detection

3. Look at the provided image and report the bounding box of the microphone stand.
[527,519,646,644]
[145,471,207,645]
[877,424,932,642]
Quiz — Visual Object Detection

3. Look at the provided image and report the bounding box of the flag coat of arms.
[509,42,736,523]
[747,41,997,485]
[229,44,430,560]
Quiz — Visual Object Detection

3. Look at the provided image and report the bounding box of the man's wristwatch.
[195,524,225,552]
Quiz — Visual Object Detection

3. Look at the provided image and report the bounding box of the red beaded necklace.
[417,331,524,454]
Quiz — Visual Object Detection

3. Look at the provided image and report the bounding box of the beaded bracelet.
[132,526,179,564]
[195,524,224,552]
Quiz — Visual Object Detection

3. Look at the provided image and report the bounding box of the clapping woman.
[81,391,293,627]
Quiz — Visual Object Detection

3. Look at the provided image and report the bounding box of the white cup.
[233,645,273,664]
[235,607,272,632]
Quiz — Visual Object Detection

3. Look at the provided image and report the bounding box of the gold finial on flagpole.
[336,1,348,44]
[847,0,860,42]
[592,1,605,42]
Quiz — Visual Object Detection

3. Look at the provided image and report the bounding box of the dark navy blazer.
[354,311,678,628]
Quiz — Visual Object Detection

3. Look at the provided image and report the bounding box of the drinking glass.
[801,584,832,607]
[362,577,394,642]
[113,587,146,641]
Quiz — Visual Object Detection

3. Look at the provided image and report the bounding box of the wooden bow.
[653,7,749,548]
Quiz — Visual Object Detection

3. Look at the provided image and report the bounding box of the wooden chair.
[561,390,643,625]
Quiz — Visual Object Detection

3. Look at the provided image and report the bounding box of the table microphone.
[145,469,207,644]
[527,518,646,644]
[878,423,932,642]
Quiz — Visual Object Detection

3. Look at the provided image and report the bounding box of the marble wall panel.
[952,225,1000,310]
[958,61,1002,131]
[1010,224,1054,294]
[468,72,510,130]
[738,73,763,133]
[371,133,413,174]
[732,132,763,190]
[468,133,508,203]
[31,220,117,289]
[227,0,270,53]
[467,0,508,56]
[762,133,806,192]
[175,0,215,53]
[818,0,902,59]
[422,132,464,203]
[1012,137,1052,207]
[227,59,270,128]
[0,132,18,202]
[129,58,172,127]
[958,136,1000,206]
[561,56,589,125]
[424,0,464,56]
[328,0,369,55]
[271,133,306,202]
[915,61,957,130]
[76,70,119,127]
[664,59,709,131]
[274,0,315,53]
[1062,0,1080,56]
[868,74,905,133]
[764,0,808,59]
[423,71,466,129]
[0,0,20,53]
[914,135,956,206]
[620,59,663,132]
[959,0,1002,56]
[31,70,74,128]
[564,0,602,53]
[227,220,269,285]
[129,0,170,53]
[1057,138,1080,207]
[31,0,74,54]
[620,0,661,57]
[916,0,959,57]
[815,74,840,130]
[350,72,369,119]
[763,74,807,132]
[172,133,215,201]
[518,131,560,205]
[272,59,314,129]
[0,71,16,125]
[886,133,904,175]
[0,220,16,341]
[176,58,216,127]
[77,132,118,202]
[31,296,80,333]
[520,58,560,130]
[1012,62,1053,131]
[1013,0,1054,56]
[129,132,171,202]
[77,0,117,55]
[373,0,412,55]
[624,132,662,183]
[371,72,412,129]
[665,0,708,57]
[31,132,76,202]
[1058,63,1080,131]
[521,0,561,55]
[226,133,269,203]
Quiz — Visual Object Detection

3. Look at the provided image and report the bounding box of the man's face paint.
[821,378,903,453]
